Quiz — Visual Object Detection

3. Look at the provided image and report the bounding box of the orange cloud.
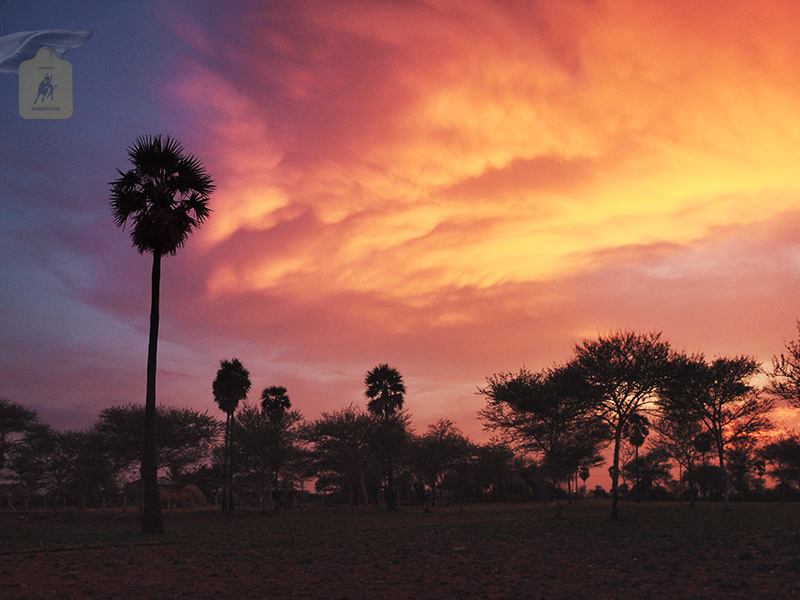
[152,1,800,431]
[166,2,800,307]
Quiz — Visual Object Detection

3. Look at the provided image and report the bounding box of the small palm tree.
[259,385,292,507]
[365,364,406,510]
[213,358,251,511]
[110,135,213,534]
[261,386,291,422]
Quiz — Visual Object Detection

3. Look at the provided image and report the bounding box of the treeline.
[481,327,800,518]
[0,398,517,512]
[4,327,800,515]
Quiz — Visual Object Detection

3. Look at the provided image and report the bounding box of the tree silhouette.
[11,426,85,510]
[109,135,213,534]
[0,398,39,470]
[652,410,709,505]
[573,331,671,519]
[478,364,608,498]
[91,404,220,487]
[232,402,306,511]
[365,364,406,418]
[726,435,761,500]
[213,358,251,511]
[759,434,800,501]
[261,386,291,422]
[767,320,800,408]
[365,364,406,510]
[624,412,649,502]
[578,466,590,496]
[231,389,305,511]
[7,424,50,509]
[409,419,473,509]
[304,405,378,512]
[469,443,518,501]
[621,447,672,500]
[661,353,773,509]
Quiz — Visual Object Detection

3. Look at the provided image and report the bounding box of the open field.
[2,500,800,599]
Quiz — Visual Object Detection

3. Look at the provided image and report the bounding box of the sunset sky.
[3,0,800,454]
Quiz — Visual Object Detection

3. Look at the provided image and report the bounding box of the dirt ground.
[2,501,800,599]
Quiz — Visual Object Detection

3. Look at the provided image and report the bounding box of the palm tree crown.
[261,386,291,422]
[109,135,213,256]
[365,364,406,418]
[213,359,252,416]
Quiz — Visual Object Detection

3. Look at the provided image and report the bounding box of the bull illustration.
[34,73,56,104]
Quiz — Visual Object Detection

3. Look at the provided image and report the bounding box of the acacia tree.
[759,434,800,500]
[6,423,50,508]
[621,447,672,500]
[768,321,800,407]
[478,364,607,497]
[409,419,473,509]
[91,404,220,485]
[231,388,305,511]
[468,443,518,501]
[726,435,763,500]
[365,364,406,511]
[573,331,671,519]
[651,410,710,505]
[110,135,213,534]
[0,398,39,470]
[212,359,251,511]
[10,426,86,510]
[304,405,378,512]
[660,354,773,509]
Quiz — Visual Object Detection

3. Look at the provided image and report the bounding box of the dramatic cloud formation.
[3,0,800,444]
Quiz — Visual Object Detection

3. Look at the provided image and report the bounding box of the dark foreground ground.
[2,500,800,599]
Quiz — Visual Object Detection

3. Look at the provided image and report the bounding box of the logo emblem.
[19,47,73,119]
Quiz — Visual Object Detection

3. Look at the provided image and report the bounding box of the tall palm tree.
[213,358,251,511]
[110,135,213,534]
[365,364,406,510]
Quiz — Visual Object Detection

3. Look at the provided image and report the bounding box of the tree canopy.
[213,358,251,512]
[365,364,406,419]
[573,330,672,518]
[478,364,607,492]
[0,398,39,469]
[109,135,213,257]
[768,321,800,408]
[660,353,773,508]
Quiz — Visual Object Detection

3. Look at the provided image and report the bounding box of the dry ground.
[2,500,800,599]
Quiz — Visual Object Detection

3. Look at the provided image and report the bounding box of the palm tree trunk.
[141,251,164,534]
[228,412,235,512]
[222,413,230,511]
